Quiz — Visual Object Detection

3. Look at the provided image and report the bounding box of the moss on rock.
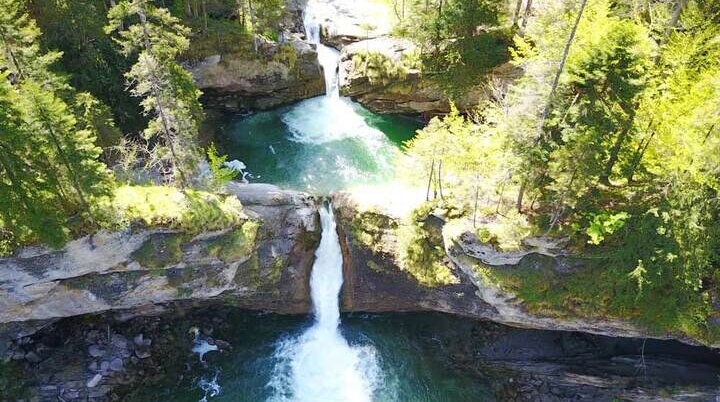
[0,361,29,400]
[208,221,261,263]
[131,233,185,270]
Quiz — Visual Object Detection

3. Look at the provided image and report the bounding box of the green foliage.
[397,201,460,287]
[168,0,287,61]
[107,0,204,186]
[28,0,145,133]
[402,0,720,341]
[351,51,420,86]
[585,211,629,245]
[109,185,246,234]
[207,142,239,188]
[395,0,511,95]
[0,1,113,252]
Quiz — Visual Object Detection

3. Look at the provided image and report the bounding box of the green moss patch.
[345,209,397,253]
[0,361,29,400]
[131,233,185,270]
[471,254,719,345]
[109,185,246,235]
[207,221,261,263]
[396,202,458,287]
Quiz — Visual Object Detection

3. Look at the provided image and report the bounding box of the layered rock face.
[188,36,326,112]
[338,38,520,115]
[331,191,719,349]
[0,184,320,332]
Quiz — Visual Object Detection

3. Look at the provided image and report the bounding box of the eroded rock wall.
[189,36,326,112]
[331,191,720,349]
[0,184,320,338]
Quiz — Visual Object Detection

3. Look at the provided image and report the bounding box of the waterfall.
[268,205,380,401]
[303,0,341,97]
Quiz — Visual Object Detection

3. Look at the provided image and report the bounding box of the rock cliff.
[0,184,319,335]
[188,36,326,112]
[331,191,720,349]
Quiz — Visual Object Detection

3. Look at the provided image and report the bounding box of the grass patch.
[109,185,246,234]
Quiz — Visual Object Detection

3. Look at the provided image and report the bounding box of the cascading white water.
[268,206,380,401]
[274,0,400,190]
[303,1,341,97]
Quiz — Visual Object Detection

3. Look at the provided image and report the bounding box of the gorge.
[2,0,720,401]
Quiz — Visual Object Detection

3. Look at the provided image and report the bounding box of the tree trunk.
[185,0,193,17]
[0,31,24,80]
[138,5,188,188]
[519,0,533,35]
[661,0,688,45]
[601,108,636,185]
[202,0,208,35]
[249,0,258,52]
[626,131,655,183]
[516,179,526,213]
[512,0,524,27]
[193,0,200,19]
[536,0,587,141]
[237,0,246,29]
[426,160,435,201]
[473,178,480,227]
[437,160,445,200]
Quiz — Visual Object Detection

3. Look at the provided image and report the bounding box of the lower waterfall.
[267,205,381,402]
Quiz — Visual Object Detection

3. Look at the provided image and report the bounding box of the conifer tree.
[0,0,112,248]
[0,75,69,248]
[106,0,204,187]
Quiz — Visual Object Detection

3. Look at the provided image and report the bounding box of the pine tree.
[106,0,204,187]
[0,0,113,249]
[0,75,68,248]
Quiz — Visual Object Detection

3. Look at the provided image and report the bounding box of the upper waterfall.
[303,0,341,97]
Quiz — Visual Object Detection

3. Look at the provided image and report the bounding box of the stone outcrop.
[331,191,719,349]
[0,184,320,339]
[338,37,521,115]
[308,0,395,48]
[188,36,326,112]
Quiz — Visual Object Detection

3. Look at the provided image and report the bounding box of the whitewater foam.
[267,206,381,402]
